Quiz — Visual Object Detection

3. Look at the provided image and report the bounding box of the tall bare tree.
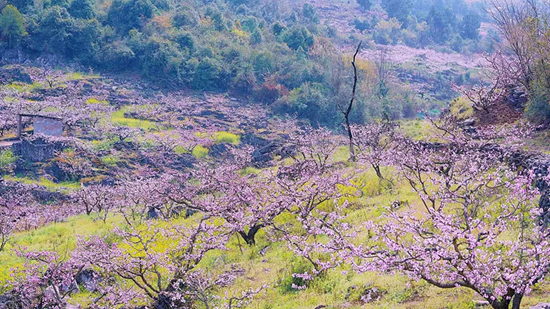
[342,42,362,162]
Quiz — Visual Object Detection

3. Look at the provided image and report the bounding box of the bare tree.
[341,42,362,162]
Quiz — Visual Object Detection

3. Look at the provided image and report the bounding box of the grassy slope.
[3,162,550,308]
[2,69,550,307]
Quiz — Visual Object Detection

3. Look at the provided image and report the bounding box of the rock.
[506,85,529,110]
[0,66,32,85]
[531,303,550,309]
[0,292,21,309]
[60,279,80,294]
[76,269,101,292]
[459,118,476,127]
[33,87,67,97]
[241,133,269,148]
[200,109,227,120]
[175,153,196,169]
[209,143,232,159]
[171,206,197,218]
[147,207,160,219]
[30,188,67,203]
[345,284,385,304]
[44,285,61,300]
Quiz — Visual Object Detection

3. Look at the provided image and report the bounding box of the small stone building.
[11,114,65,162]
[17,114,63,139]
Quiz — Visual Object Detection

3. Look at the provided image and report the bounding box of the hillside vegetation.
[0,0,549,309]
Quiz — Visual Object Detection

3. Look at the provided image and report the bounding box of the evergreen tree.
[0,4,26,47]
[250,28,263,45]
[381,0,411,26]
[427,6,451,44]
[69,0,95,19]
[460,12,481,40]
[282,26,314,51]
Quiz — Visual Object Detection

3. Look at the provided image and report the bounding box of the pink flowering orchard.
[1,0,550,306]
[343,120,550,309]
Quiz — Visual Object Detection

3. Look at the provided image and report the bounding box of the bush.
[192,57,226,91]
[278,259,313,294]
[526,90,550,125]
[0,149,16,172]
[213,132,240,145]
[192,145,209,158]
[282,26,314,51]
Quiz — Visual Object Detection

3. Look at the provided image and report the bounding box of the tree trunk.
[372,164,384,180]
[238,224,264,246]
[511,293,523,309]
[489,298,510,309]
[344,41,362,162]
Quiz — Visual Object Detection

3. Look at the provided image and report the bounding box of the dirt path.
[0,140,18,148]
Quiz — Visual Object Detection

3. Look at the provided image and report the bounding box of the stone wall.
[19,139,63,162]
[34,117,63,136]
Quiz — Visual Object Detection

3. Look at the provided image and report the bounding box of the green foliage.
[526,85,550,125]
[3,175,81,192]
[0,4,26,47]
[173,8,197,28]
[213,132,240,145]
[426,6,453,44]
[0,149,15,172]
[460,12,481,40]
[272,21,285,36]
[450,97,474,120]
[173,30,194,51]
[278,259,313,294]
[107,0,157,34]
[353,19,371,32]
[111,108,157,130]
[252,51,273,76]
[6,0,32,13]
[275,82,338,127]
[100,155,120,167]
[140,36,183,79]
[192,57,226,91]
[205,6,226,31]
[301,3,317,23]
[192,145,209,158]
[68,0,95,19]
[249,28,263,45]
[381,0,411,25]
[282,26,314,51]
[0,0,469,128]
[28,6,72,54]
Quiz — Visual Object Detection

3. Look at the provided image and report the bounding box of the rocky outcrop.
[0,66,32,85]
[76,269,101,292]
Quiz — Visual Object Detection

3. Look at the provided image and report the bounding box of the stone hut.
[11,114,65,162]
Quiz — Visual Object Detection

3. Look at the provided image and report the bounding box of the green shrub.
[213,132,240,145]
[192,145,209,158]
[0,149,16,172]
[278,259,313,294]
